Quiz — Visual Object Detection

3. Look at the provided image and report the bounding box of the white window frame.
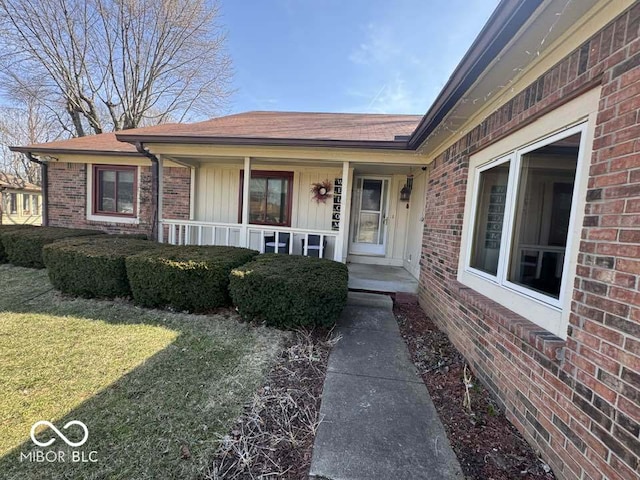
[458,88,600,338]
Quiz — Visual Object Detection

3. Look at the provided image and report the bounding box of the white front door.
[349,176,389,256]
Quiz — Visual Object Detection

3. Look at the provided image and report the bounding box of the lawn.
[0,265,287,479]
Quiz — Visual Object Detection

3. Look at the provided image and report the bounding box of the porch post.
[335,160,349,262]
[189,166,196,220]
[157,155,164,243]
[241,156,251,248]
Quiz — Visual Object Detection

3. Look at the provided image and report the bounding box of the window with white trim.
[465,124,585,309]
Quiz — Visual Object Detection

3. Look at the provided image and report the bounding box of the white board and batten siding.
[194,162,342,233]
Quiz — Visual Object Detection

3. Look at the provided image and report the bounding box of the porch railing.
[162,219,340,261]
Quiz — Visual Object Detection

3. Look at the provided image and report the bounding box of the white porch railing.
[162,219,340,261]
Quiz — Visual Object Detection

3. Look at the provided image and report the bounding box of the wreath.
[310,179,333,203]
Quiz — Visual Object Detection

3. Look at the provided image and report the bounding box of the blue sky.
[222,0,500,115]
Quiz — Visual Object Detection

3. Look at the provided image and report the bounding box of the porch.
[155,152,426,277]
[347,263,419,294]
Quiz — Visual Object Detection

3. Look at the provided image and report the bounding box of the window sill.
[451,280,565,369]
[87,214,139,225]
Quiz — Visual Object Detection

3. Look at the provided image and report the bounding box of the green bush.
[43,236,159,298]
[0,226,104,268]
[126,246,258,312]
[229,254,348,329]
[0,225,38,263]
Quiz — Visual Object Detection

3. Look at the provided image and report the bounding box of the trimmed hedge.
[0,225,38,263]
[229,254,348,329]
[0,226,105,268]
[126,246,259,312]
[43,236,159,298]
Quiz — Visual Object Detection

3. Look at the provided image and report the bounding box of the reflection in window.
[94,166,136,215]
[9,193,16,214]
[22,194,30,213]
[508,134,579,298]
[243,172,292,226]
[32,195,39,215]
[470,162,510,275]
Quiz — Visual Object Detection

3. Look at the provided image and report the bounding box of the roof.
[0,173,41,192]
[11,112,422,154]
[116,111,422,144]
[10,132,140,156]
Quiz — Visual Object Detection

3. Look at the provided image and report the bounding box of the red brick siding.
[47,162,191,236]
[163,167,191,220]
[419,5,640,480]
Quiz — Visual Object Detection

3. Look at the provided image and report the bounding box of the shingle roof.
[116,111,423,143]
[11,132,140,155]
[0,172,40,191]
[11,112,423,155]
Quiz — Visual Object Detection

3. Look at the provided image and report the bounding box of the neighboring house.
[10,0,640,478]
[0,174,42,225]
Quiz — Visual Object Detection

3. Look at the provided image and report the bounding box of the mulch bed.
[394,301,556,480]
[206,330,335,479]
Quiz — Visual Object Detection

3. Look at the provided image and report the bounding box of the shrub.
[229,254,348,329]
[126,246,258,312]
[43,236,159,298]
[0,225,38,263]
[0,226,104,268]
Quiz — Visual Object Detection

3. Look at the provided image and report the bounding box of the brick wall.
[47,162,191,236]
[419,5,640,480]
[163,166,191,220]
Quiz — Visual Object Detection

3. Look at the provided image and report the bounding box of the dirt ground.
[207,330,335,479]
[394,301,556,480]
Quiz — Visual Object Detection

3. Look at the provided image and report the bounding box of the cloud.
[348,23,402,66]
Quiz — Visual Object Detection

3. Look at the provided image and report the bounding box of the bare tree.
[0,97,59,184]
[0,0,232,137]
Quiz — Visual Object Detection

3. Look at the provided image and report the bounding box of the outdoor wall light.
[400,184,411,202]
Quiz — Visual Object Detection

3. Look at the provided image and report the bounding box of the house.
[10,0,640,478]
[0,173,42,225]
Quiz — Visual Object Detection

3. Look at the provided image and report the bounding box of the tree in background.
[0,96,59,184]
[0,0,232,138]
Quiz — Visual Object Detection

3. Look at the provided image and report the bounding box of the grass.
[0,265,287,479]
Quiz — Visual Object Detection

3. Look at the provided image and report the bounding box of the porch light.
[400,184,411,202]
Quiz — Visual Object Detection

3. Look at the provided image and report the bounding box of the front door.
[349,176,389,256]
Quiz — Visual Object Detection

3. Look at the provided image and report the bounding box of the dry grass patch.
[0,265,287,480]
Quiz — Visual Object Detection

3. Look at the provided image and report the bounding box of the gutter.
[116,134,411,150]
[407,0,543,150]
[135,142,160,241]
[25,153,48,226]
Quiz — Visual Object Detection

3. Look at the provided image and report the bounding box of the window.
[239,171,293,226]
[22,194,30,214]
[93,165,137,216]
[9,193,16,214]
[466,125,584,308]
[32,195,39,215]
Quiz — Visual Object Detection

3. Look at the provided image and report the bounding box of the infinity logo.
[30,420,89,448]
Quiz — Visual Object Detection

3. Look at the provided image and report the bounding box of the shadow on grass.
[0,265,286,480]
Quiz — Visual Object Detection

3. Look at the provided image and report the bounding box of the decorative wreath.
[310,179,333,203]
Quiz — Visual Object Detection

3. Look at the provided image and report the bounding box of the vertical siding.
[404,171,427,278]
[195,163,341,230]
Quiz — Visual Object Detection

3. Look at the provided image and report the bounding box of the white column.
[157,156,164,243]
[335,160,349,262]
[189,166,196,220]
[241,156,251,248]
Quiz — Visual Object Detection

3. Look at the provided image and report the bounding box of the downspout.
[135,142,160,241]
[26,153,48,226]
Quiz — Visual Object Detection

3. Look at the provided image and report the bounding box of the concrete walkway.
[347,264,419,294]
[309,292,463,480]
